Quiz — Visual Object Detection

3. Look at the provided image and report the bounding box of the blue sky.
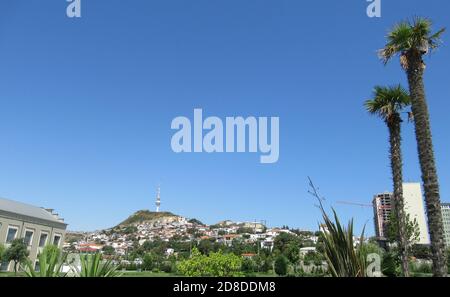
[0,1,449,234]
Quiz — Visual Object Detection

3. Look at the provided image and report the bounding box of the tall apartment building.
[373,192,393,240]
[402,183,430,244]
[0,197,67,272]
[373,183,430,245]
[441,203,450,248]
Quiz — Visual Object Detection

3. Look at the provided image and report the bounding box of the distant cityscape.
[0,182,449,273]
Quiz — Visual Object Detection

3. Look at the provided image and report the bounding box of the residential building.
[441,203,450,248]
[372,183,430,244]
[0,197,67,272]
[373,192,392,240]
[403,183,430,244]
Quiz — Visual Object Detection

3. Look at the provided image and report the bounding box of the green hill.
[117,210,177,226]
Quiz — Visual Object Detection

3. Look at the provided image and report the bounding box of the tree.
[142,253,156,271]
[274,255,288,276]
[379,17,447,276]
[273,233,300,257]
[102,245,115,256]
[386,212,420,248]
[4,238,29,275]
[177,247,243,277]
[197,239,214,255]
[382,251,401,277]
[0,244,5,262]
[410,244,432,260]
[447,249,450,273]
[365,85,411,276]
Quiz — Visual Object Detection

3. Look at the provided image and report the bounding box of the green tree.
[274,255,288,276]
[142,253,156,271]
[102,245,115,256]
[273,233,300,257]
[386,212,420,247]
[241,257,257,274]
[379,17,447,276]
[0,243,5,262]
[177,247,243,277]
[197,239,214,255]
[365,85,411,276]
[410,244,432,260]
[4,238,29,275]
[447,249,450,273]
[382,251,401,277]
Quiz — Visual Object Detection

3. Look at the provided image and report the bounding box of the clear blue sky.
[0,1,449,234]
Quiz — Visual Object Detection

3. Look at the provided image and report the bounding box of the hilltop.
[116,210,178,227]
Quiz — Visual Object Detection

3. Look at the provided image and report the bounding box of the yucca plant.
[76,253,121,277]
[24,246,68,277]
[308,178,367,277]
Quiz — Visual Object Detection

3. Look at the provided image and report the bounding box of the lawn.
[120,271,177,277]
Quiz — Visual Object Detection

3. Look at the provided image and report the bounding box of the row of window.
[4,225,61,247]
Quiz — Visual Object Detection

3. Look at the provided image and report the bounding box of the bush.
[241,258,257,273]
[447,249,450,274]
[381,252,401,277]
[411,261,433,274]
[274,255,288,276]
[160,261,173,273]
[177,247,243,277]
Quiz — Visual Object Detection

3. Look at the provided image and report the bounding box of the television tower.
[155,186,161,212]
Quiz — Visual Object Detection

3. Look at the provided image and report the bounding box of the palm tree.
[378,17,447,276]
[365,85,411,276]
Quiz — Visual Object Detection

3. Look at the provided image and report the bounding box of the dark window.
[6,228,17,243]
[24,230,34,246]
[39,233,48,247]
[53,235,61,246]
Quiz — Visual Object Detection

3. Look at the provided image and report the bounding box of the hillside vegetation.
[117,210,177,226]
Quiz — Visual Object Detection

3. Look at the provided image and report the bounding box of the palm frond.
[364,85,410,122]
[379,17,445,64]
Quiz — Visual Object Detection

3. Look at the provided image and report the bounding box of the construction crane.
[336,200,372,208]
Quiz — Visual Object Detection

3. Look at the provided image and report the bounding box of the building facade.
[373,192,393,240]
[373,183,430,245]
[402,183,430,244]
[441,203,450,248]
[0,197,67,272]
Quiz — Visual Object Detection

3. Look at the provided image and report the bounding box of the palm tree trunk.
[406,51,447,276]
[388,117,409,277]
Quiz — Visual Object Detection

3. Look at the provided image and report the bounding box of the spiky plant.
[76,253,121,277]
[379,17,447,276]
[365,85,411,276]
[308,178,367,277]
[24,246,68,277]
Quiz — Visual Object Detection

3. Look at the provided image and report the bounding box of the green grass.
[120,271,177,277]
[0,272,27,277]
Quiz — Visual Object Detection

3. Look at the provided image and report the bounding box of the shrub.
[274,255,288,276]
[381,252,401,277]
[177,247,243,277]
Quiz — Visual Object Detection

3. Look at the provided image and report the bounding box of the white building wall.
[403,183,430,245]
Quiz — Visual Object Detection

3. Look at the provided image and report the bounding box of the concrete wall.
[0,215,66,272]
[403,183,430,245]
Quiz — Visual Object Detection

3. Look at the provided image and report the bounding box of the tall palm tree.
[365,85,411,277]
[379,17,447,276]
